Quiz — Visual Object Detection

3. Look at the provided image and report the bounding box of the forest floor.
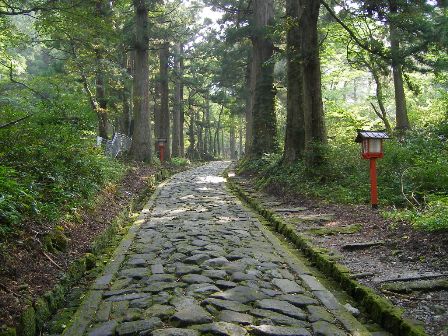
[0,163,161,328]
[233,173,448,336]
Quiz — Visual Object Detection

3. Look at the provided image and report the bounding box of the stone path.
[63,162,372,336]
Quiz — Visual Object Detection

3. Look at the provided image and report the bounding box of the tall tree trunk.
[187,106,198,160]
[198,110,204,157]
[303,0,326,153]
[389,0,410,131]
[94,1,109,139]
[179,50,185,157]
[207,99,213,156]
[284,0,305,163]
[250,0,277,157]
[172,43,182,157]
[95,60,109,139]
[283,0,326,166]
[367,61,393,133]
[245,54,254,155]
[120,52,132,136]
[204,99,209,156]
[239,118,243,157]
[153,74,161,141]
[221,129,225,158]
[129,0,152,161]
[159,42,171,161]
[214,105,224,157]
[230,120,236,160]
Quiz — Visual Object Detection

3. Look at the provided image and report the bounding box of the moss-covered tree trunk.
[129,0,152,161]
[250,0,277,158]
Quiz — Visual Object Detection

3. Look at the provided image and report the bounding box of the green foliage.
[239,126,448,231]
[0,111,124,239]
[170,157,191,167]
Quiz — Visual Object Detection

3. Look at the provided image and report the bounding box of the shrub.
[0,111,124,239]
[238,128,448,231]
[170,157,191,167]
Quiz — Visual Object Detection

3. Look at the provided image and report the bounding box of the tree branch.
[0,114,33,129]
[320,0,389,61]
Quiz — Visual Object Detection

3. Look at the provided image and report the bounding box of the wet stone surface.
[67,162,360,335]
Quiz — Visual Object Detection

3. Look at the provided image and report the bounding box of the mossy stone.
[50,228,69,252]
[17,306,36,336]
[43,228,69,253]
[42,235,56,253]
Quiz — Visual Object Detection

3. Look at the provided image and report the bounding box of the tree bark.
[119,51,132,136]
[172,43,182,157]
[250,0,277,157]
[368,62,392,133]
[159,42,171,161]
[153,72,161,141]
[230,119,236,160]
[239,117,243,157]
[129,0,152,161]
[221,128,225,158]
[197,110,204,157]
[284,0,326,165]
[94,1,110,139]
[245,53,254,155]
[95,55,109,139]
[179,49,185,157]
[204,97,210,156]
[284,0,305,163]
[303,0,326,151]
[389,0,410,131]
[214,105,224,157]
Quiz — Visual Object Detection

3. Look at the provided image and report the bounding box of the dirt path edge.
[2,169,175,336]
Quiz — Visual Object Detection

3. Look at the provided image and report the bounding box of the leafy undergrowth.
[238,128,448,231]
[0,110,125,241]
[0,162,158,328]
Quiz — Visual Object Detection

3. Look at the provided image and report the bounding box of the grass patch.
[306,223,363,236]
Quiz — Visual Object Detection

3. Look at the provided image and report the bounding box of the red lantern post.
[156,138,167,162]
[369,158,378,208]
[355,130,389,209]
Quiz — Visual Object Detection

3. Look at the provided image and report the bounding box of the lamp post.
[156,138,167,162]
[355,130,389,209]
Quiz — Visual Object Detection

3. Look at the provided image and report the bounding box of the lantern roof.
[355,130,389,143]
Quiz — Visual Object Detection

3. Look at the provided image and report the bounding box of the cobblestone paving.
[63,162,371,336]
